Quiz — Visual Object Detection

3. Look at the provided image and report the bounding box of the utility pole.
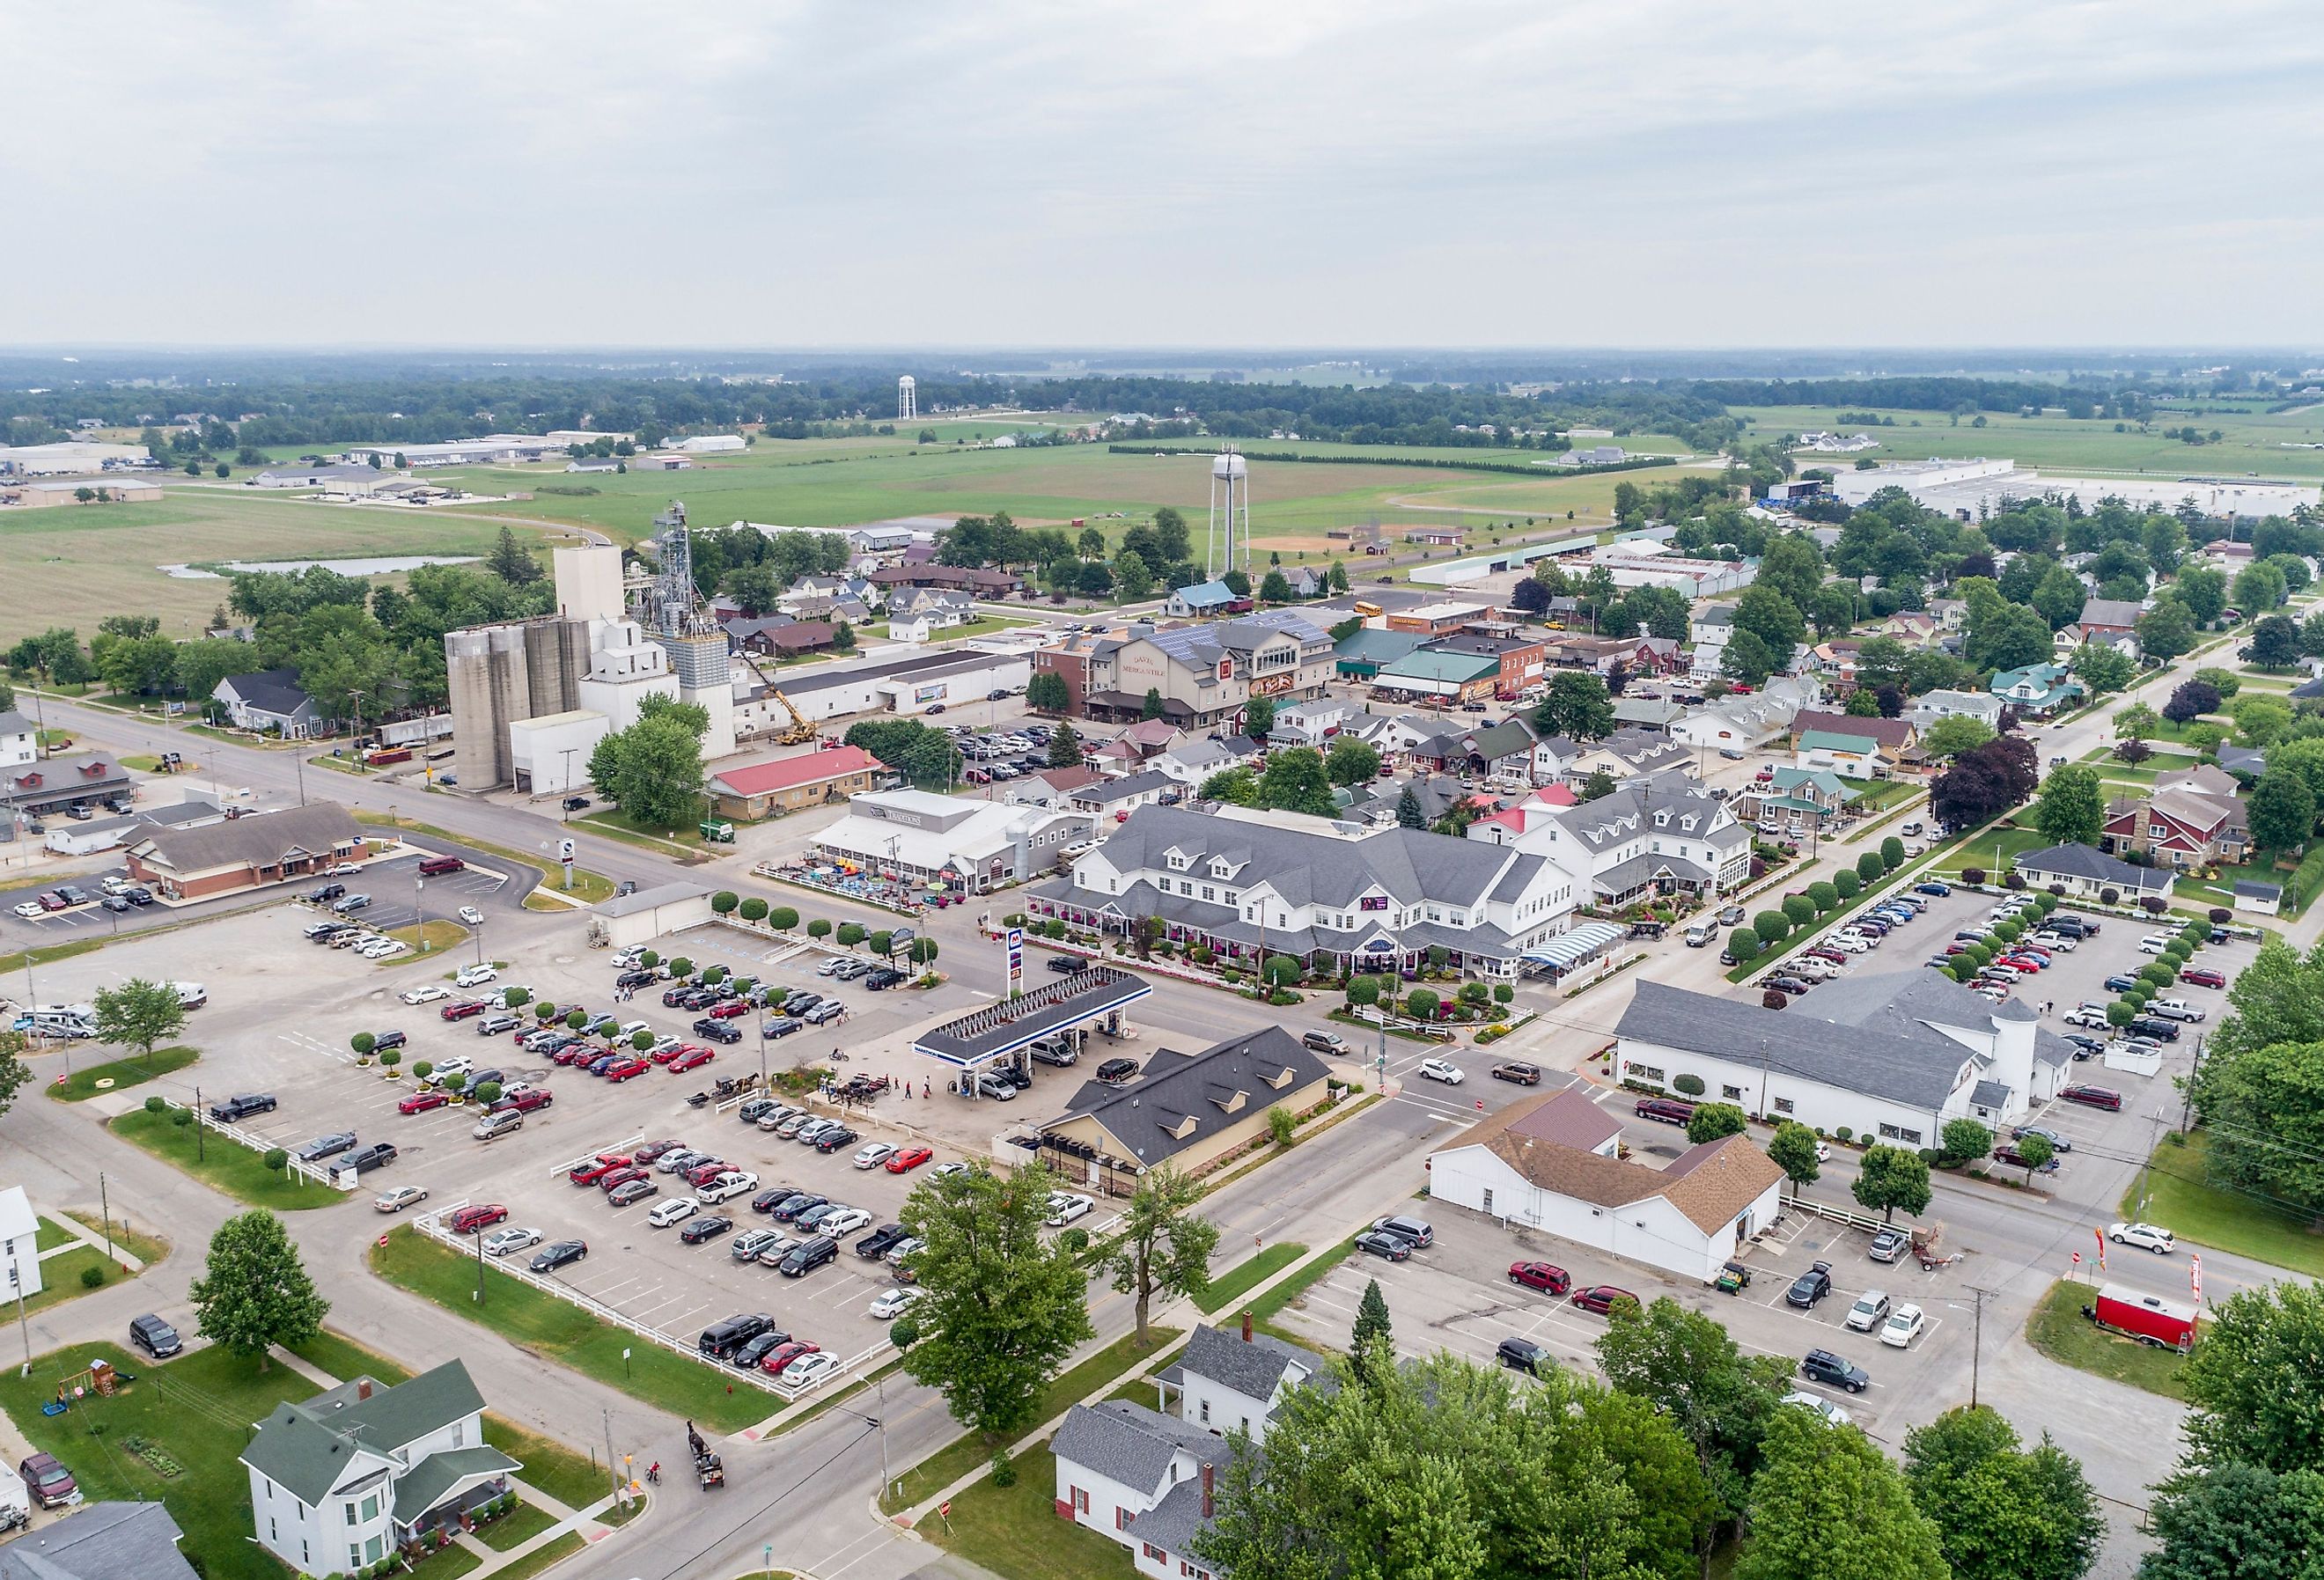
[1968,1286,1989,1407]
[11,1265,26,1376]
[2179,1032,2204,1136]
[2136,1113,2166,1219]
[99,1172,114,1262]
[603,1407,625,1510]
[194,1086,204,1162]
[1757,1037,1773,1118]
[475,1221,486,1305]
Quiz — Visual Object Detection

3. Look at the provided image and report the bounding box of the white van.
[1683,923,1714,948]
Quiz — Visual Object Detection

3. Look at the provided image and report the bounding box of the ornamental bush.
[1881,835,1907,871]
[1673,1074,1707,1097]
[739,898,769,923]
[1961,867,1988,886]
[1834,869,1862,900]
[1856,851,1885,883]
[1783,894,1815,928]
[1405,988,1441,1020]
[1753,909,1791,944]
[1729,927,1761,961]
[1806,880,1839,913]
[710,891,739,915]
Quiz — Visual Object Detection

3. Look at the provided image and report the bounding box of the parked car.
[531,1240,588,1274]
[859,1224,912,1259]
[1868,1227,1908,1262]
[886,1145,933,1173]
[209,1092,277,1122]
[450,1202,511,1234]
[129,1312,183,1358]
[1784,1260,1835,1309]
[482,1225,542,1258]
[1508,1260,1570,1294]
[2062,1084,2123,1112]
[1355,1230,1411,1261]
[1844,1290,1893,1332]
[1799,1349,1870,1393]
[646,1197,699,1228]
[680,1215,735,1246]
[18,1452,77,1509]
[607,1177,659,1207]
[1569,1284,1638,1316]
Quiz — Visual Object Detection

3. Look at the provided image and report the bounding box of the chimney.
[1240,1310,1254,1343]
[1201,1462,1214,1519]
[357,1379,371,1401]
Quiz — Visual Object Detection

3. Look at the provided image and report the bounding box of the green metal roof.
[240,1360,491,1508]
[1795,729,1885,753]
[390,1445,521,1525]
[1375,650,1500,685]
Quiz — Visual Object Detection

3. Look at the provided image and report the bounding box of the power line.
[645,1419,878,1580]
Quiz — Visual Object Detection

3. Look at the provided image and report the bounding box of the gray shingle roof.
[1175,1322,1317,1407]
[0,709,33,738]
[1051,1400,1229,1494]
[1616,980,1974,1110]
[1054,1026,1333,1168]
[1970,1078,2011,1108]
[129,800,359,878]
[2012,841,2173,893]
[0,1502,197,1580]
[1803,966,2038,1030]
[217,667,313,718]
[1095,803,1541,911]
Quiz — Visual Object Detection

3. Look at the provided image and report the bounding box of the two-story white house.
[241,1359,518,1576]
[1614,972,2076,1144]
[1024,802,1582,979]
[1493,771,1749,907]
[1053,1319,1324,1580]
[0,709,36,770]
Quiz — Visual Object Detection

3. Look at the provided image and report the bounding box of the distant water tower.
[1207,447,1250,579]
[898,375,916,422]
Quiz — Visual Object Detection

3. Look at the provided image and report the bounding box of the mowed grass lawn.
[0,1341,320,1580]
[879,1326,1181,1514]
[923,1444,1138,1580]
[1925,824,2050,883]
[367,1229,777,1435]
[2124,1129,2324,1276]
[107,1105,343,1209]
[2026,1278,2190,1400]
[48,1045,201,1101]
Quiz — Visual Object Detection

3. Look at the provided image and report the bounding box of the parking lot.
[1276,1195,1975,1441]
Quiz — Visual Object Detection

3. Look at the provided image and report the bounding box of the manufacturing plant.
[1831,454,2322,521]
[444,504,738,793]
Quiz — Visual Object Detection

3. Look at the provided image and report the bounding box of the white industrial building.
[339,435,570,467]
[1428,1091,1786,1283]
[672,434,746,453]
[590,882,713,950]
[0,441,154,474]
[813,788,1089,893]
[1833,456,2320,521]
[776,648,1032,722]
[1614,973,2077,1144]
[509,710,609,795]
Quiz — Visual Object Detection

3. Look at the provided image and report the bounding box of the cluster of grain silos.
[446,617,592,789]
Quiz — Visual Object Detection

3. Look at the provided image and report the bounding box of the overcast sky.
[8,0,2321,349]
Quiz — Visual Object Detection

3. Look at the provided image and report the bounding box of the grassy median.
[47,1044,200,1101]
[1199,1243,1306,1315]
[2123,1130,2324,1277]
[366,1228,777,1435]
[2026,1278,2191,1401]
[107,1105,343,1209]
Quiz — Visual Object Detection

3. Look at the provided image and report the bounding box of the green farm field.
[0,486,559,643]
[441,440,1662,555]
[1738,403,2324,481]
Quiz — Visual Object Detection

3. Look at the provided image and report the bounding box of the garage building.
[707,746,881,820]
[588,881,712,951]
[1428,1090,1784,1283]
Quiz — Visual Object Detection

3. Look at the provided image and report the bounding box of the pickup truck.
[2149,998,2208,1024]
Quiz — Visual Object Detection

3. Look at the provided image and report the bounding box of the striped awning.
[1521,921,1623,969]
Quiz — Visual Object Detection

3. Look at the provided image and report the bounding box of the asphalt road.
[4,621,2303,1580]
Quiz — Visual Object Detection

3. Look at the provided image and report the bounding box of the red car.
[597,1165,651,1192]
[669,1047,717,1073]
[2001,955,2045,972]
[440,999,487,1021]
[398,1090,451,1115]
[2182,966,2227,989]
[570,1154,632,1185]
[1570,1284,1639,1316]
[604,1057,650,1083]
[885,1146,933,1174]
[552,1044,595,1066]
[2061,1084,2123,1112]
[650,1043,688,1065]
[633,1139,684,1162]
[685,1161,732,1188]
[1508,1260,1570,1294]
[760,1340,823,1375]
[1802,948,1846,965]
[450,1202,509,1234]
[706,1001,749,1020]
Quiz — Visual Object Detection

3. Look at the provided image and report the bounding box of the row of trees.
[1195,1286,2104,1580]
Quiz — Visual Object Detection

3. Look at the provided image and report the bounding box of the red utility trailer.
[2089,1282,2199,1349]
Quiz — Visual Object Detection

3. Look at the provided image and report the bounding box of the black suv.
[1784,1260,1835,1309]
[864,967,907,990]
[2128,1017,2182,1043]
[777,1236,838,1276]
[129,1313,182,1358]
[310,883,347,903]
[371,1029,408,1052]
[1800,1349,1870,1393]
[210,1092,277,1122]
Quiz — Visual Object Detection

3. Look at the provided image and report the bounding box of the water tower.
[1207,447,1251,579]
[898,375,916,422]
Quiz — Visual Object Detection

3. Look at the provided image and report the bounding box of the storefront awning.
[1520,921,1622,970]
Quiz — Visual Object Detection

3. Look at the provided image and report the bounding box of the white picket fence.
[416,1200,893,1404]
[160,1098,348,1190]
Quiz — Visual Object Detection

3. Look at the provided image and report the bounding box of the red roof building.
[707,746,881,821]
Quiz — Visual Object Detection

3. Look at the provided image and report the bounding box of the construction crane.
[735,648,820,745]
